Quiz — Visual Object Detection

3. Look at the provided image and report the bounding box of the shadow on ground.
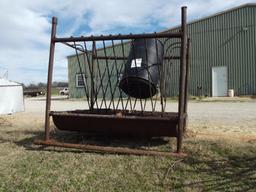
[177,156,256,191]
[161,139,256,191]
[1,128,172,154]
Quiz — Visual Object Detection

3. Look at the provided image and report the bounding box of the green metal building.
[68,4,256,98]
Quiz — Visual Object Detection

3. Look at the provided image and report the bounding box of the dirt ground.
[3,97,256,141]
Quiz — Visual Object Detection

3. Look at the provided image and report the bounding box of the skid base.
[34,139,187,158]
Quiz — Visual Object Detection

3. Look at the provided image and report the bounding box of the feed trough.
[35,7,190,156]
[51,109,179,137]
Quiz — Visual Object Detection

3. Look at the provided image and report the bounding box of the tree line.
[23,81,68,89]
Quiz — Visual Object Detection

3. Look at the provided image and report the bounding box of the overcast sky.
[0,0,254,84]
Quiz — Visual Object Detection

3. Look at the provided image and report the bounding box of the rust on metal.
[93,56,181,60]
[177,6,187,153]
[50,109,179,137]
[34,139,187,158]
[44,17,57,141]
[183,38,191,131]
[37,6,189,155]
[54,32,182,43]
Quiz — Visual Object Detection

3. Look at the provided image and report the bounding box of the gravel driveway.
[21,97,256,136]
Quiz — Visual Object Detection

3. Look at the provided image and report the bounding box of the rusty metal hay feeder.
[34,7,190,157]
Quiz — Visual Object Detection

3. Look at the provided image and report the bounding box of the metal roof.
[67,3,256,58]
[161,3,256,32]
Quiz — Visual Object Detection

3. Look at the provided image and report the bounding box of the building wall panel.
[68,5,256,98]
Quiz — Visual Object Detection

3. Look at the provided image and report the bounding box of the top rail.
[53,32,182,43]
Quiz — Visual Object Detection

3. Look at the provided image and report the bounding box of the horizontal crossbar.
[93,56,181,60]
[34,139,187,158]
[54,32,182,43]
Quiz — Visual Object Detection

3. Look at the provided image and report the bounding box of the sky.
[0,0,255,85]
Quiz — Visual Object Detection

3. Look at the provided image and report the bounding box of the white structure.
[0,79,24,115]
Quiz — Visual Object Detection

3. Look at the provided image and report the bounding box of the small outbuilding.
[0,79,24,115]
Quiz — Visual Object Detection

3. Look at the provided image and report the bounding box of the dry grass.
[0,99,256,191]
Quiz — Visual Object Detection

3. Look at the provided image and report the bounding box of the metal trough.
[51,109,179,138]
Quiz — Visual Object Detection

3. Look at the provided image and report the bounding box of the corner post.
[177,7,187,153]
[184,38,190,131]
[44,17,57,141]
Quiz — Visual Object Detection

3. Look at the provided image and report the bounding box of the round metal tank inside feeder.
[119,38,164,99]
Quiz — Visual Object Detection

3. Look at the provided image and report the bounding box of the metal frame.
[35,6,189,157]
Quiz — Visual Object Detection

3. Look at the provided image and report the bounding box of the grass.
[51,87,61,96]
[0,117,255,191]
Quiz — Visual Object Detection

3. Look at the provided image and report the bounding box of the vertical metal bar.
[177,6,187,153]
[142,38,149,113]
[155,38,164,114]
[74,42,90,106]
[131,40,138,112]
[44,17,57,141]
[90,41,96,110]
[111,40,125,111]
[83,42,94,108]
[97,62,108,109]
[122,41,133,111]
[118,39,126,111]
[184,38,190,132]
[102,40,115,110]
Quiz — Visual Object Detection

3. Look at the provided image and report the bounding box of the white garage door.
[212,66,227,97]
